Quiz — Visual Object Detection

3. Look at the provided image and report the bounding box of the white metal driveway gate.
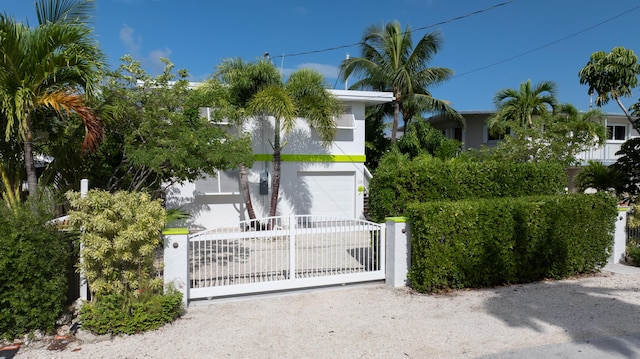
[187,215,385,299]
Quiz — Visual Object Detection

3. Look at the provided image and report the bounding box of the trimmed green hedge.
[368,154,566,222]
[0,200,71,339]
[406,193,617,292]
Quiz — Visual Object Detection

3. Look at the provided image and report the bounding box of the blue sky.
[3,0,640,114]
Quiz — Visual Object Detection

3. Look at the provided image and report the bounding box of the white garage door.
[298,171,355,218]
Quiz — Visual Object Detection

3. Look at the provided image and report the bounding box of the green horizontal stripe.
[162,228,189,235]
[254,154,366,163]
[385,217,407,223]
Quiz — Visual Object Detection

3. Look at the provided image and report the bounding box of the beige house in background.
[427,110,638,166]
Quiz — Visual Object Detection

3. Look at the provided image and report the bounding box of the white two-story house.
[165,89,394,231]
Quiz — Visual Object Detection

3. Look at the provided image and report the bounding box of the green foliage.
[70,56,254,197]
[79,287,183,335]
[487,104,607,167]
[395,120,461,160]
[579,46,639,119]
[626,246,640,267]
[576,160,623,194]
[610,138,640,197]
[0,198,70,339]
[67,190,183,335]
[406,193,617,292]
[368,154,566,222]
[0,0,105,197]
[66,190,166,297]
[363,107,391,170]
[339,21,462,141]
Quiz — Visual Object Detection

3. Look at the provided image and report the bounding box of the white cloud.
[118,24,173,74]
[119,24,141,55]
[283,63,340,80]
[148,48,173,72]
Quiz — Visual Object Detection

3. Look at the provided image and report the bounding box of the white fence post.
[289,214,296,280]
[611,206,629,264]
[79,179,89,301]
[385,217,410,288]
[163,228,189,308]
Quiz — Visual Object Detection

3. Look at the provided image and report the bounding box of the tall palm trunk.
[269,150,281,218]
[391,90,400,142]
[269,118,282,218]
[239,164,257,220]
[24,113,38,197]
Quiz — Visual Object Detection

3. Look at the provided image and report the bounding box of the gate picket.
[187,215,385,299]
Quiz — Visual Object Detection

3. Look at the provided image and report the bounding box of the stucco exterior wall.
[166,90,392,231]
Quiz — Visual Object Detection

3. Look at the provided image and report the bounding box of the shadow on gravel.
[484,279,640,357]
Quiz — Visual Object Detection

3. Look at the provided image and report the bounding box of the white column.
[385,217,410,288]
[163,229,189,308]
[79,179,89,301]
[610,206,629,264]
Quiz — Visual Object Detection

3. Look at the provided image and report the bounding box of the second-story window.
[607,125,626,141]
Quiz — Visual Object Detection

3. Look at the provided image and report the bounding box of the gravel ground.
[12,267,640,359]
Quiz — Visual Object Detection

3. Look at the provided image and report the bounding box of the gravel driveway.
[13,264,640,359]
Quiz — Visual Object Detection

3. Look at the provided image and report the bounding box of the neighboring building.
[428,110,639,165]
[166,89,394,231]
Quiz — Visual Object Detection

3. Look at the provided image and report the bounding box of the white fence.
[164,215,389,304]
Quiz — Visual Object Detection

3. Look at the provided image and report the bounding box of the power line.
[272,1,514,59]
[453,3,640,79]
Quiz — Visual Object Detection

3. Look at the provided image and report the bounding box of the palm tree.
[0,0,105,197]
[215,58,282,220]
[340,21,462,142]
[576,160,621,193]
[487,80,558,135]
[579,46,640,128]
[248,68,341,217]
[553,103,606,146]
[217,59,341,218]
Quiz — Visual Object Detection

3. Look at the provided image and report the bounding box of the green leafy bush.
[626,245,640,266]
[0,199,70,339]
[80,288,182,335]
[368,154,566,222]
[406,193,617,292]
[67,190,166,297]
[67,190,182,335]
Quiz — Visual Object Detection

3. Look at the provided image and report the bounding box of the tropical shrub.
[66,190,182,334]
[406,193,617,292]
[368,154,566,222]
[0,198,70,339]
[79,287,182,335]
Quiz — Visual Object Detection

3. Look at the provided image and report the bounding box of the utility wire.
[453,3,640,79]
[272,0,514,59]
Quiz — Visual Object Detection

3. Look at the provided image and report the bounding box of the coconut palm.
[340,21,462,142]
[0,0,105,197]
[487,80,558,135]
[579,46,640,127]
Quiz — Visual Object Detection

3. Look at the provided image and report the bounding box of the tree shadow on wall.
[280,127,332,215]
[484,274,640,357]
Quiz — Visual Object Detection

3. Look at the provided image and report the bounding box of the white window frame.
[606,124,627,142]
[483,125,510,144]
[194,170,239,195]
